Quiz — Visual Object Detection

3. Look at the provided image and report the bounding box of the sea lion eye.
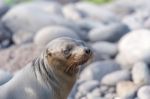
[64,49,70,55]
[63,45,73,58]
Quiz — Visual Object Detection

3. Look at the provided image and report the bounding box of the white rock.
[101,70,131,86]
[117,29,150,69]
[138,86,150,99]
[132,62,150,86]
[116,81,138,99]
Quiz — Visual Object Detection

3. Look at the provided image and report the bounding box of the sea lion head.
[44,37,92,76]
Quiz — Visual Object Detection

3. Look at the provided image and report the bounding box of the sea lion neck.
[32,55,59,88]
[32,52,77,99]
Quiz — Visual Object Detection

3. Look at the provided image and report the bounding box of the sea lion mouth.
[64,53,92,75]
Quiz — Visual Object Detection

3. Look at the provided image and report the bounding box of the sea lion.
[0,37,92,99]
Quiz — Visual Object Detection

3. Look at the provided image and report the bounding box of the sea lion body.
[0,37,92,99]
[0,64,52,99]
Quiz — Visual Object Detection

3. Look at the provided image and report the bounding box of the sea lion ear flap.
[46,49,52,57]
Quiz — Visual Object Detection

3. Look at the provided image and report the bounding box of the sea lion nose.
[84,48,91,54]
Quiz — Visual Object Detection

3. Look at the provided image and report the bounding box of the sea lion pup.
[0,37,92,99]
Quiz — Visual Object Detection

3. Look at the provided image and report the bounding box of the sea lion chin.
[0,37,93,99]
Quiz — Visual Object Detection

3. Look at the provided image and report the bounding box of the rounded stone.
[1,1,80,44]
[0,70,13,85]
[117,29,150,69]
[116,81,138,99]
[78,80,99,95]
[138,86,150,99]
[75,2,119,23]
[80,60,121,81]
[88,23,129,42]
[34,26,80,46]
[101,70,131,86]
[62,4,86,21]
[132,62,150,86]
[91,41,118,58]
[122,10,149,30]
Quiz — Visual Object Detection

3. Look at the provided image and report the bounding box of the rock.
[138,86,150,99]
[88,23,130,42]
[144,17,150,29]
[0,5,9,18]
[75,2,119,23]
[117,29,150,69]
[0,43,43,73]
[75,92,83,99]
[76,19,104,32]
[91,41,118,59]
[68,80,80,98]
[62,4,86,21]
[122,10,149,30]
[2,1,80,44]
[107,2,135,18]
[0,69,12,85]
[54,0,80,4]
[116,81,138,99]
[132,62,150,86]
[99,85,109,94]
[101,70,131,86]
[78,80,99,96]
[0,22,12,48]
[90,88,102,97]
[0,0,10,17]
[104,93,116,99]
[34,26,80,46]
[80,60,121,81]
[87,93,102,99]
[108,87,116,93]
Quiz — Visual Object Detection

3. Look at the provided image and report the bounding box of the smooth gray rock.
[117,29,150,69]
[0,22,12,48]
[104,93,116,99]
[88,23,130,42]
[0,70,13,85]
[34,26,80,45]
[101,70,131,86]
[91,41,118,58]
[62,4,86,21]
[76,19,104,32]
[78,80,99,95]
[122,10,149,30]
[138,86,150,99]
[80,60,121,81]
[75,2,119,23]
[132,62,150,86]
[2,1,81,44]
[75,92,83,99]
[107,87,116,93]
[144,17,150,29]
[99,85,109,94]
[106,2,135,18]
[90,88,102,97]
